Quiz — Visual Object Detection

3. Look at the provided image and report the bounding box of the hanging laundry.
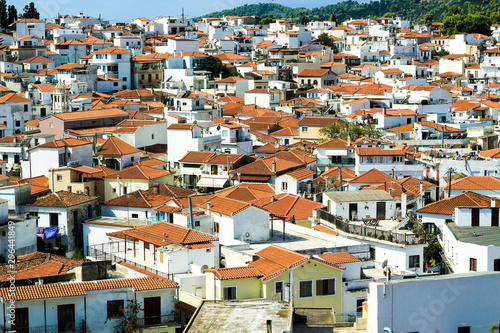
[44,227,58,240]
[36,227,45,240]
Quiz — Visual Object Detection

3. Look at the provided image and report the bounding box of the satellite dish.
[217,125,221,131]
[330,176,336,184]
[193,120,197,124]
[382,259,388,269]
[275,142,279,149]
[200,264,208,274]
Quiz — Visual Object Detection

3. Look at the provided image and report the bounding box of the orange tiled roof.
[285,167,315,179]
[31,191,98,207]
[0,277,177,301]
[443,176,500,190]
[204,266,263,280]
[251,193,325,221]
[317,252,360,264]
[109,165,173,180]
[312,224,338,236]
[95,136,140,156]
[349,168,393,184]
[416,191,493,215]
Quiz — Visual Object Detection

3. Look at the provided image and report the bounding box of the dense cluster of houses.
[0,11,497,333]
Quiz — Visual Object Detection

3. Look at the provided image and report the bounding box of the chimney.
[153,183,159,194]
[272,158,276,173]
[267,86,271,93]
[207,202,211,214]
[492,197,496,207]
[383,106,387,115]
[266,320,272,333]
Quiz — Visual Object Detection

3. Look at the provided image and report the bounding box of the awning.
[197,176,228,188]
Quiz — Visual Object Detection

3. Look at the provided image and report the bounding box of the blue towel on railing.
[44,227,58,239]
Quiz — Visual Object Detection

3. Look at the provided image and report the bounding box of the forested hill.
[199,0,500,23]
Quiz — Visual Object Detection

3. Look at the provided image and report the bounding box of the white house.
[244,88,280,109]
[22,138,93,178]
[323,190,397,221]
[89,46,131,90]
[275,167,316,196]
[366,272,500,333]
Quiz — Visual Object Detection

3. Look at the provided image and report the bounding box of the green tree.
[424,13,434,24]
[258,17,275,25]
[435,49,450,57]
[22,2,39,19]
[7,5,16,27]
[382,12,395,18]
[317,32,339,53]
[300,15,309,25]
[0,0,7,32]
[320,120,383,141]
[424,234,442,265]
[441,12,491,36]
[105,300,143,333]
[329,8,338,25]
[195,56,233,79]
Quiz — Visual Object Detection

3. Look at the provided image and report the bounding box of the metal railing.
[87,243,174,280]
[137,314,177,327]
[317,210,426,245]
[0,322,85,333]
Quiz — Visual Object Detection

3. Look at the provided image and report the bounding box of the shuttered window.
[316,278,335,296]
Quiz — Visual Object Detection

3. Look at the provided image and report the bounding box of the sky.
[10,0,338,22]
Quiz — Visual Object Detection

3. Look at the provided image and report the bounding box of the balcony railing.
[317,210,427,245]
[0,322,85,333]
[137,314,177,328]
[316,156,355,166]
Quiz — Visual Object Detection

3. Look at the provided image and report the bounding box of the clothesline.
[36,227,59,240]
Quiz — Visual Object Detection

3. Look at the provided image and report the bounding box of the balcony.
[316,156,355,166]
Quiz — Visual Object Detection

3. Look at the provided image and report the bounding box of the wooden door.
[12,307,29,333]
[376,202,386,220]
[144,297,161,325]
[57,304,75,333]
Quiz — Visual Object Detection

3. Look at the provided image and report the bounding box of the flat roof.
[446,221,500,247]
[225,222,365,257]
[82,216,145,227]
[186,300,292,333]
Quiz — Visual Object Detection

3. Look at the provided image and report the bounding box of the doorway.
[349,203,358,220]
[57,304,75,333]
[12,307,29,333]
[376,202,386,220]
[144,297,161,325]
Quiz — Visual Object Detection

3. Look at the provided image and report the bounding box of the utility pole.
[447,167,453,198]
[338,166,343,191]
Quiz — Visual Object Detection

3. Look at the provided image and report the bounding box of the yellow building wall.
[292,260,342,310]
[49,169,104,200]
[104,175,175,201]
[263,271,289,301]
[205,272,263,301]
[296,220,312,228]
[293,126,324,143]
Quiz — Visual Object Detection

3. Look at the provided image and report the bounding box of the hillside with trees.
[199,0,500,27]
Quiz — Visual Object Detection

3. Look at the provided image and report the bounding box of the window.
[24,105,28,112]
[223,286,237,300]
[131,156,135,162]
[301,126,308,133]
[56,174,63,181]
[113,82,119,87]
[214,222,219,233]
[470,258,477,271]
[194,220,200,227]
[299,280,313,298]
[113,188,117,193]
[409,255,420,268]
[494,259,500,271]
[107,300,124,318]
[275,281,284,294]
[49,213,58,227]
[15,121,20,127]
[131,213,139,218]
[458,327,471,333]
[117,54,122,59]
[282,182,288,191]
[123,77,127,81]
[317,278,336,296]
[151,133,155,139]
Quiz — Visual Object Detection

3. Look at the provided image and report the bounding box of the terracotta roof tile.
[204,266,263,280]
[312,224,338,236]
[109,165,173,180]
[285,167,315,179]
[95,136,140,156]
[32,191,97,207]
[317,252,360,264]
[416,191,493,215]
[349,168,393,184]
[0,277,177,301]
[443,176,500,190]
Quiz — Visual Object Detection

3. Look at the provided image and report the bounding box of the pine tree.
[329,8,338,25]
[7,5,16,27]
[22,2,39,19]
[0,0,7,32]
